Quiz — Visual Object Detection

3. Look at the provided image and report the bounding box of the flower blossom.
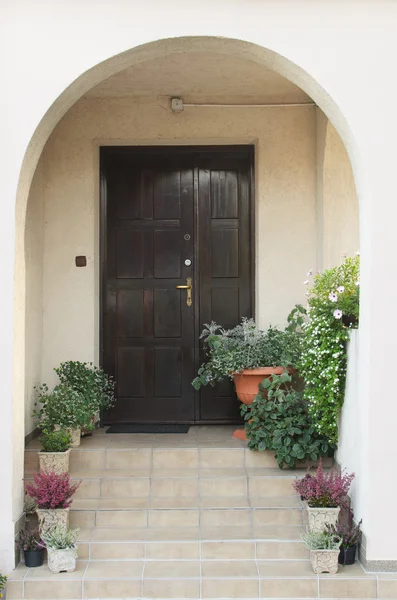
[334,309,343,319]
[337,286,345,293]
[307,269,313,276]
[304,280,309,286]
[329,292,338,302]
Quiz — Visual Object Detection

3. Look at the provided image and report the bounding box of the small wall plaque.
[75,256,87,267]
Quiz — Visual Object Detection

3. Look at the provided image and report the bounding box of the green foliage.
[42,526,79,550]
[299,256,360,443]
[242,372,332,469]
[40,429,71,452]
[55,361,115,413]
[192,317,302,390]
[301,530,342,551]
[33,383,95,431]
[0,572,7,595]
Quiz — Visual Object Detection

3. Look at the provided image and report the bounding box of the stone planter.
[307,506,340,533]
[39,449,71,475]
[47,547,77,573]
[310,548,340,574]
[36,508,69,537]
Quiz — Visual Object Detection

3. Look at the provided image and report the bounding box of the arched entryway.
[11,37,362,570]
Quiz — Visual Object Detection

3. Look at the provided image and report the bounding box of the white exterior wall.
[2,0,397,569]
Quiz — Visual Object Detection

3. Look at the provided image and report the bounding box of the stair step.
[8,558,375,599]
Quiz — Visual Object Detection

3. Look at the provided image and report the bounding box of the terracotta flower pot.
[232,366,285,405]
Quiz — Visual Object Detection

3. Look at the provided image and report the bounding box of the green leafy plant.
[242,372,332,468]
[192,317,302,390]
[299,255,360,443]
[0,572,7,598]
[40,429,71,452]
[42,526,79,550]
[55,361,115,413]
[302,530,342,551]
[33,383,95,432]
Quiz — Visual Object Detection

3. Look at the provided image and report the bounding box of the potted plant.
[327,516,362,565]
[293,460,354,532]
[54,361,115,434]
[0,572,7,599]
[38,429,72,474]
[33,383,96,447]
[302,530,342,574]
[17,528,45,567]
[43,526,79,574]
[26,471,80,536]
[192,317,302,405]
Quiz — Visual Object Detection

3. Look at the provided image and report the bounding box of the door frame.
[99,144,256,424]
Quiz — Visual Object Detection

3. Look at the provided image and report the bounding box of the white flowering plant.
[299,255,360,444]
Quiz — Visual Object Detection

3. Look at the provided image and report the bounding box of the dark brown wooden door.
[101,147,254,424]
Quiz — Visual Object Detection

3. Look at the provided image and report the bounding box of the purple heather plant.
[327,515,362,548]
[26,471,81,509]
[17,528,45,552]
[293,459,354,508]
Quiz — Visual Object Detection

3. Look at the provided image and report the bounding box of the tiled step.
[69,503,304,529]
[25,443,333,473]
[9,558,382,599]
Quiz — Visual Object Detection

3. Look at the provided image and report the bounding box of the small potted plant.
[327,515,362,565]
[26,471,80,536]
[33,383,96,447]
[43,526,79,574]
[17,528,45,567]
[54,361,115,434]
[0,572,7,599]
[302,530,342,574]
[192,317,302,405]
[293,459,354,532]
[38,429,72,474]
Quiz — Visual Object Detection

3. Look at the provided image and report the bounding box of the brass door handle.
[176,278,192,307]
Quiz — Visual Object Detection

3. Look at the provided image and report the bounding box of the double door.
[101,146,254,424]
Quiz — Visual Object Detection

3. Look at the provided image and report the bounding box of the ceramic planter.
[39,449,71,475]
[47,547,77,573]
[233,366,285,405]
[310,548,340,574]
[24,549,45,568]
[338,545,357,565]
[307,506,340,533]
[36,508,69,537]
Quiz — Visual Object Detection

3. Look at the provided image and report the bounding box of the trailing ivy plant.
[242,371,332,469]
[299,255,360,444]
[55,361,115,413]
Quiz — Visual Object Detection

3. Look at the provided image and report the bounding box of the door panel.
[101,147,253,424]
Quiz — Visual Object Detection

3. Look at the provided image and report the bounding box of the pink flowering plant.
[299,255,360,443]
[26,472,81,509]
[293,459,354,508]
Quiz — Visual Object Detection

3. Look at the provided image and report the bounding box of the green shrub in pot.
[38,429,72,474]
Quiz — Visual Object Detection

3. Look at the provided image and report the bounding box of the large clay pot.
[307,506,340,533]
[233,366,285,405]
[36,508,70,537]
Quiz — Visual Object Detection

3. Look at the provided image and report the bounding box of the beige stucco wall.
[38,98,317,386]
[24,161,44,434]
[322,121,359,268]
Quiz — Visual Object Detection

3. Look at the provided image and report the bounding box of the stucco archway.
[11,36,363,570]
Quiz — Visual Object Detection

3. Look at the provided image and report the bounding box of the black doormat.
[106,424,190,434]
